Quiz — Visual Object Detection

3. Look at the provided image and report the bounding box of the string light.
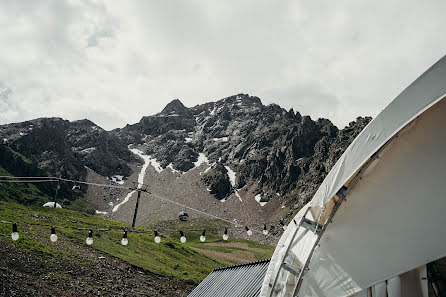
[245,226,252,236]
[50,226,58,242]
[180,231,186,243]
[121,231,128,246]
[280,221,287,231]
[200,230,206,242]
[263,224,269,235]
[223,227,228,241]
[11,223,19,241]
[154,231,161,243]
[86,230,93,245]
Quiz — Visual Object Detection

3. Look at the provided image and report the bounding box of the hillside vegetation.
[0,201,273,295]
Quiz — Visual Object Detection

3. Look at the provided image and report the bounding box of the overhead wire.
[0,175,278,238]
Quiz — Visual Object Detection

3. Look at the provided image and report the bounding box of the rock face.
[0,118,137,204]
[0,118,136,179]
[201,163,233,200]
[112,94,371,202]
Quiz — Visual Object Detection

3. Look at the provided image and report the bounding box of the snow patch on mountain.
[235,190,242,202]
[113,148,152,212]
[131,148,163,173]
[255,194,267,206]
[200,164,213,175]
[213,137,228,142]
[224,166,236,187]
[193,153,209,168]
[113,190,135,212]
[167,163,181,173]
[110,175,124,185]
[209,105,217,115]
[79,147,96,154]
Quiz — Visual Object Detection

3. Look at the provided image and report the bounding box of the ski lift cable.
[145,191,272,236]
[0,179,58,183]
[0,175,276,237]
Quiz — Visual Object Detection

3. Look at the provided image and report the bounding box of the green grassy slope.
[0,202,274,285]
[0,166,52,205]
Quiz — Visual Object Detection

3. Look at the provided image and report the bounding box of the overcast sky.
[0,1,445,130]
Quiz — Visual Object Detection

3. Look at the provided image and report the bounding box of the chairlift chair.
[179,211,189,221]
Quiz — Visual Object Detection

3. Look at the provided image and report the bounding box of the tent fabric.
[297,96,446,296]
[259,54,446,297]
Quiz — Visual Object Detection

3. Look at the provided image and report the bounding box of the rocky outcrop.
[0,117,137,183]
[201,163,233,200]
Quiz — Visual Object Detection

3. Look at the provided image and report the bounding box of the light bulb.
[154,231,161,243]
[263,224,268,235]
[121,231,128,246]
[180,231,186,243]
[11,232,19,241]
[245,226,252,236]
[200,230,206,242]
[86,230,93,245]
[11,223,19,241]
[50,227,58,242]
[223,227,228,241]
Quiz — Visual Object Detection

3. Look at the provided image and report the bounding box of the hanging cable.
[0,175,277,237]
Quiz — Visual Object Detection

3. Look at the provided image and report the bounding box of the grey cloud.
[0,0,445,130]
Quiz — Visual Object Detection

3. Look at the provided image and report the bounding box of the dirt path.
[193,247,258,264]
[192,242,271,264]
[203,241,269,253]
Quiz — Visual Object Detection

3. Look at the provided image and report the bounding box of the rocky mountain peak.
[160,99,192,118]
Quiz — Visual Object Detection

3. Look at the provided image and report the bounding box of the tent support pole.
[268,207,310,295]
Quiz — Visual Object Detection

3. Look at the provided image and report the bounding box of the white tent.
[260,55,446,297]
[43,201,62,208]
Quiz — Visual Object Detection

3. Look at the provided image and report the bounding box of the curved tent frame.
[260,55,446,297]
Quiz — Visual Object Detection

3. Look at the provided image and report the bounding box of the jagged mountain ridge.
[112,94,370,203]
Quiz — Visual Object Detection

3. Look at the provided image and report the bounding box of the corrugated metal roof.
[188,259,270,297]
